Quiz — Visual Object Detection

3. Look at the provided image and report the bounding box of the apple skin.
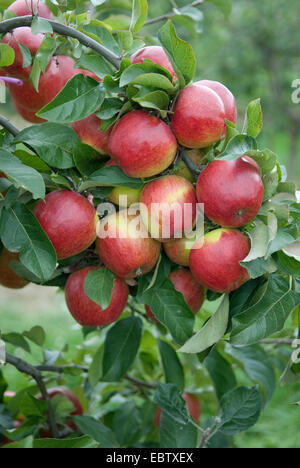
[8,0,54,18]
[164,233,197,267]
[196,155,264,228]
[33,190,98,260]
[171,84,225,149]
[140,175,197,241]
[189,228,250,293]
[96,210,161,279]
[108,110,177,178]
[71,114,111,156]
[155,393,201,427]
[65,267,129,327]
[195,80,237,125]
[131,46,177,82]
[105,160,142,207]
[0,248,28,289]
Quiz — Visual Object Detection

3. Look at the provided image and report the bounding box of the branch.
[180,150,202,180]
[124,375,157,390]
[0,115,20,137]
[145,0,205,26]
[0,16,121,69]
[5,353,59,438]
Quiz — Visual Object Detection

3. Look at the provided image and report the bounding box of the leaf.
[245,149,277,174]
[88,345,103,387]
[31,16,53,34]
[73,416,116,448]
[14,150,51,174]
[245,99,263,138]
[130,0,148,33]
[240,257,277,280]
[218,386,262,435]
[96,98,124,120]
[275,250,300,277]
[0,404,14,430]
[73,142,104,176]
[33,35,57,73]
[154,383,189,425]
[0,149,45,199]
[17,41,32,68]
[120,62,173,88]
[231,274,300,345]
[160,412,198,448]
[113,401,141,447]
[242,222,269,262]
[102,317,143,381]
[37,75,105,123]
[226,344,276,405]
[133,89,170,111]
[207,0,232,18]
[0,43,15,67]
[84,268,114,310]
[218,135,257,161]
[179,295,229,353]
[267,225,299,256]
[82,20,121,56]
[89,165,144,189]
[33,435,98,449]
[2,333,30,353]
[2,436,34,448]
[157,339,185,392]
[158,21,196,87]
[75,54,114,79]
[23,326,46,347]
[0,203,57,282]
[205,348,237,401]
[138,279,195,346]
[14,124,78,169]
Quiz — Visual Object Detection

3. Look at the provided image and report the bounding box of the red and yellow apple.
[0,248,28,289]
[131,46,176,82]
[163,232,198,267]
[8,0,54,18]
[196,80,237,125]
[71,114,111,157]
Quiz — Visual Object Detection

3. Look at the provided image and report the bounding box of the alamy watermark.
[0,81,6,104]
[291,339,300,364]
[291,79,300,104]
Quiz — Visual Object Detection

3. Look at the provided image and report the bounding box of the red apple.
[65,267,128,327]
[8,0,54,18]
[155,393,201,427]
[96,210,161,279]
[71,114,111,157]
[33,190,98,260]
[0,248,28,289]
[189,228,250,293]
[196,155,264,228]
[171,84,225,149]
[131,46,177,82]
[196,80,237,125]
[105,160,142,207]
[140,175,197,241]
[108,110,177,178]
[163,233,197,267]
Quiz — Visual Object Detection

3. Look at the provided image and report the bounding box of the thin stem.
[0,16,121,69]
[124,375,157,390]
[0,115,20,137]
[145,0,205,26]
[5,353,59,438]
[180,150,202,180]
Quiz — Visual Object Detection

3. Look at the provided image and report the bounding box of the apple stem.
[180,150,203,180]
[0,76,23,86]
[0,15,121,69]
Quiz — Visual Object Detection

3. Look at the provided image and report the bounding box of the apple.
[0,248,28,289]
[65,267,129,327]
[140,175,197,241]
[196,80,237,125]
[108,110,177,178]
[131,46,177,82]
[105,160,142,207]
[163,232,197,267]
[189,228,250,293]
[96,210,161,279]
[8,0,54,18]
[155,393,201,427]
[196,155,264,227]
[33,190,98,260]
[171,84,225,149]
[71,114,111,156]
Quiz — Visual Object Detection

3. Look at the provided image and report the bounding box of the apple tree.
[0,0,299,449]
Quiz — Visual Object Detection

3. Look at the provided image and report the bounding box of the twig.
[0,115,20,137]
[199,428,211,448]
[5,353,59,438]
[0,16,121,69]
[124,375,157,390]
[180,150,202,180]
[145,0,205,26]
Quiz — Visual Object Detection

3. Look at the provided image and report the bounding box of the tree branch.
[124,375,157,390]
[0,16,121,69]
[145,0,205,26]
[5,353,59,438]
[0,115,20,137]
[180,150,202,180]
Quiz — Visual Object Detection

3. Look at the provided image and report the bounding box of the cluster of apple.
[0,0,265,332]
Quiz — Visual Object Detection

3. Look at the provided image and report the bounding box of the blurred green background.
[0,0,299,449]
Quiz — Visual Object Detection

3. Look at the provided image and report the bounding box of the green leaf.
[205,348,237,401]
[154,383,189,425]
[158,21,196,87]
[82,20,121,56]
[89,165,144,189]
[179,295,229,353]
[0,149,45,199]
[2,333,30,353]
[0,404,14,430]
[267,225,299,256]
[245,99,263,138]
[231,274,300,345]
[96,98,124,120]
[218,135,257,160]
[246,149,277,174]
[33,35,57,74]
[73,142,105,176]
[157,339,185,392]
[31,16,53,34]
[17,41,32,68]
[75,54,114,79]
[218,386,262,436]
[14,124,78,169]
[29,57,41,92]
[73,416,116,448]
[0,43,15,67]
[207,0,232,18]
[14,150,51,174]
[226,344,276,404]
[160,412,198,448]
[275,250,300,277]
[120,62,173,88]
[130,0,148,33]
[0,203,57,282]
[102,317,143,381]
[138,279,195,346]
[23,326,45,347]
[133,89,170,111]
[2,436,34,449]
[113,401,141,447]
[240,257,277,280]
[37,75,105,123]
[84,268,114,310]
[33,436,98,449]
